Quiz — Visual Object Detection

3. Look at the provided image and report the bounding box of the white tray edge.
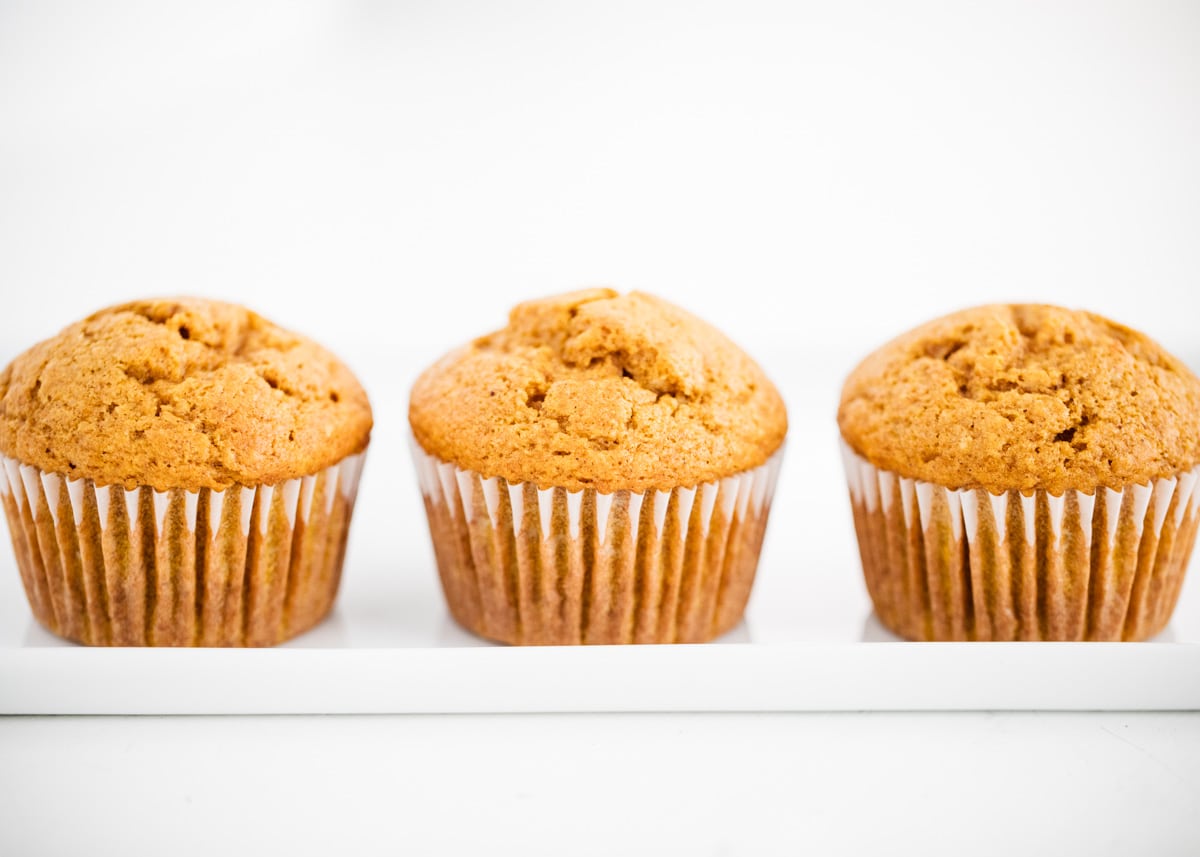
[2,642,1197,714]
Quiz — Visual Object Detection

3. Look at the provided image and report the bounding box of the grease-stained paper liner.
[0,452,366,646]
[841,442,1200,641]
[412,442,783,645]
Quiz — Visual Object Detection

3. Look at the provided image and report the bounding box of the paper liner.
[841,442,1200,641]
[0,452,366,646]
[412,442,783,645]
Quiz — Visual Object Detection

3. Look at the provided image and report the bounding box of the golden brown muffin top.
[0,298,372,491]
[839,304,1200,495]
[409,289,787,492]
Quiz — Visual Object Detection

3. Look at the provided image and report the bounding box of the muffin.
[409,288,787,645]
[0,298,372,646]
[839,304,1200,641]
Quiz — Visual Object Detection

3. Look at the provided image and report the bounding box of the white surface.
[2,712,1199,856]
[3,1,1200,853]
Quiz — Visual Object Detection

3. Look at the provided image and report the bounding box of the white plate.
[1,345,1197,713]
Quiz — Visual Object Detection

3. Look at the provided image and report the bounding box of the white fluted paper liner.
[412,441,783,645]
[0,452,366,646]
[841,441,1200,641]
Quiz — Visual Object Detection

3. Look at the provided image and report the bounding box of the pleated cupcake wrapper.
[412,441,784,645]
[841,441,1200,641]
[0,451,366,646]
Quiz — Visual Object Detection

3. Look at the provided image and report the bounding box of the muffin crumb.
[410,289,787,492]
[0,298,372,490]
[839,304,1200,494]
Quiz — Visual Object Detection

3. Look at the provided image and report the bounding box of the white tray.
[1,347,1198,714]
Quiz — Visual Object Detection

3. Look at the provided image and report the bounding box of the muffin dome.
[410,288,787,493]
[0,298,372,491]
[838,304,1200,495]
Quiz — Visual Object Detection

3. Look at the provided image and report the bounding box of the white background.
[2,1,1200,854]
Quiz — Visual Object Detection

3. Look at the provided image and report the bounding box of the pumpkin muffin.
[410,288,787,645]
[839,304,1200,641]
[0,298,372,646]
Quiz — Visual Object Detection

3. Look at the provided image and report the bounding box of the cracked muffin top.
[409,289,787,493]
[838,304,1200,495]
[0,298,372,491]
